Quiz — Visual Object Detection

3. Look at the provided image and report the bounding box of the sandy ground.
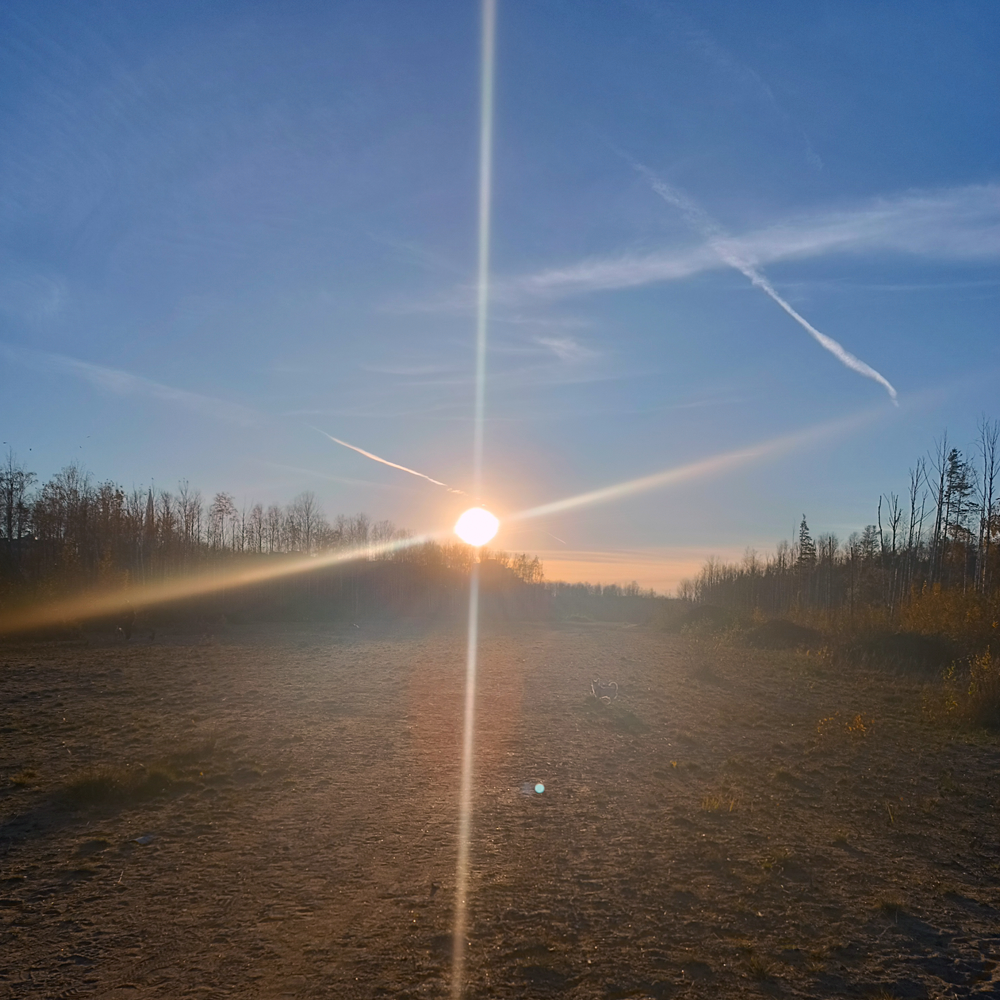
[1,619,999,999]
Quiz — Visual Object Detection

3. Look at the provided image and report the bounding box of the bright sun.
[454,507,500,547]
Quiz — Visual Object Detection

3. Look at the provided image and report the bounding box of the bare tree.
[249,503,265,553]
[208,493,237,550]
[177,481,203,552]
[928,433,948,584]
[287,492,324,553]
[0,450,36,569]
[265,504,282,553]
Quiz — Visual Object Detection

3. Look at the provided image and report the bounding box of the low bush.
[658,603,738,635]
[745,619,823,650]
[839,631,956,676]
[966,649,1000,728]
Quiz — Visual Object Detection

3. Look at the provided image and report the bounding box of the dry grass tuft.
[60,765,178,809]
[875,893,906,916]
[935,650,1000,729]
[760,848,790,871]
[747,952,775,980]
[966,649,1000,727]
[817,711,874,737]
[10,768,39,787]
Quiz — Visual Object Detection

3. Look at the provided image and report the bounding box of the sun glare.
[454,507,499,547]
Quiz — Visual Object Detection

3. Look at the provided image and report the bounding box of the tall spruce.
[796,515,817,570]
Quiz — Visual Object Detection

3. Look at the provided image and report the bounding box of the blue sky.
[1,1,998,590]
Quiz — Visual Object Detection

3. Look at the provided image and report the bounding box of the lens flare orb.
[454,507,499,547]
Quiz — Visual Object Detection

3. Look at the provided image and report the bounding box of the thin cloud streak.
[315,428,465,494]
[508,183,1000,301]
[636,166,898,402]
[1,343,258,426]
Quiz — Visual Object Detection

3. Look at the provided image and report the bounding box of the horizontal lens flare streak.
[507,408,879,524]
[316,428,465,493]
[0,533,437,636]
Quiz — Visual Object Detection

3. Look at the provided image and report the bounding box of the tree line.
[679,418,1000,632]
[0,454,543,620]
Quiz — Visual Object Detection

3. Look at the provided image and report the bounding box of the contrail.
[636,165,899,404]
[315,428,465,493]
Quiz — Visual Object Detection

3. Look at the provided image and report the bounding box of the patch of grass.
[840,630,957,676]
[60,765,179,809]
[701,790,739,813]
[657,602,738,635]
[760,848,790,871]
[170,736,219,767]
[577,697,649,734]
[747,952,774,979]
[875,893,905,916]
[938,771,964,795]
[816,711,873,737]
[745,619,823,650]
[10,768,39,787]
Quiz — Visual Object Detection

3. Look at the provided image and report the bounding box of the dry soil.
[1,620,999,998]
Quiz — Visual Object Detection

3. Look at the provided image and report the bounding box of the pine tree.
[797,515,817,570]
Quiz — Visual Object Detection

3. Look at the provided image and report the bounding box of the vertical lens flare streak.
[453,3,496,997]
[472,0,496,500]
[452,560,480,996]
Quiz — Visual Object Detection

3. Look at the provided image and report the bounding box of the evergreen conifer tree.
[797,515,817,570]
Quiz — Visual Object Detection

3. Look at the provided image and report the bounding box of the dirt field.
[1,620,999,998]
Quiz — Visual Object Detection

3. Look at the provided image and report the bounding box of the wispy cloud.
[668,8,824,169]
[634,165,897,402]
[0,268,66,321]
[1,343,258,425]
[505,183,1000,301]
[537,336,599,362]
[366,233,467,276]
[360,362,458,377]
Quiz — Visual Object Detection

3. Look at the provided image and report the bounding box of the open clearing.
[1,620,999,998]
